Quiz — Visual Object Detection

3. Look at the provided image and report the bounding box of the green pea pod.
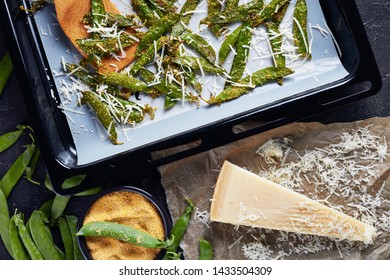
[218,24,242,65]
[130,36,169,76]
[207,0,222,36]
[50,195,71,223]
[66,215,83,260]
[74,186,102,196]
[0,189,13,258]
[91,0,106,29]
[25,146,40,185]
[0,125,26,153]
[29,210,65,260]
[77,221,173,249]
[104,13,141,28]
[0,142,36,198]
[228,22,253,83]
[136,13,180,55]
[208,67,294,105]
[14,213,44,260]
[180,31,216,64]
[163,198,194,259]
[148,0,177,13]
[39,198,54,220]
[171,0,201,37]
[57,217,74,260]
[132,0,159,26]
[198,239,213,260]
[271,0,290,25]
[293,0,311,59]
[252,0,290,27]
[77,34,137,56]
[0,52,13,96]
[172,56,225,75]
[81,91,121,145]
[100,72,149,92]
[266,21,286,85]
[9,213,30,260]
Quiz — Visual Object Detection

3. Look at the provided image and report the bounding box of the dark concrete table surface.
[0,0,389,259]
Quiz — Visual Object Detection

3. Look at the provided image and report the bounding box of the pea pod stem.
[207,67,294,105]
[77,221,173,249]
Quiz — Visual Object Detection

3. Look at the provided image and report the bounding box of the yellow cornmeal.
[83,191,165,260]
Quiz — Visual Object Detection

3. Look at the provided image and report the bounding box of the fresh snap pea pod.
[198,239,213,260]
[0,189,13,258]
[136,13,180,55]
[29,210,65,260]
[77,33,138,56]
[114,98,155,124]
[50,195,71,224]
[25,146,40,185]
[77,221,172,249]
[39,198,54,220]
[172,56,225,75]
[9,213,30,260]
[252,0,290,27]
[81,91,120,145]
[208,67,294,105]
[0,52,13,96]
[100,72,149,92]
[14,213,44,260]
[132,0,159,26]
[66,215,83,260]
[200,0,264,25]
[57,217,74,260]
[181,31,216,64]
[129,36,169,76]
[293,0,311,59]
[163,198,194,259]
[218,24,242,65]
[228,22,253,83]
[0,125,26,153]
[0,141,36,198]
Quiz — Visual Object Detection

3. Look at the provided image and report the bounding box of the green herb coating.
[293,0,311,59]
[180,31,216,64]
[172,56,225,74]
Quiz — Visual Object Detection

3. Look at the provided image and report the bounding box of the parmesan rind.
[210,161,377,244]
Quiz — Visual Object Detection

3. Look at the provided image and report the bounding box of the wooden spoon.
[54,0,137,74]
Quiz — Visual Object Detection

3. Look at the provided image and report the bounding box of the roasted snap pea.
[252,0,290,27]
[0,125,27,153]
[129,36,169,76]
[171,0,201,37]
[148,0,177,14]
[77,221,172,248]
[266,21,286,85]
[14,213,44,260]
[57,216,74,260]
[172,56,225,75]
[228,22,253,83]
[0,189,13,258]
[29,210,65,260]
[0,52,13,96]
[218,25,242,65]
[66,215,83,260]
[163,198,194,259]
[0,141,36,198]
[132,0,159,26]
[91,0,107,38]
[293,0,311,59]
[100,72,149,92]
[136,13,180,55]
[198,239,213,260]
[9,213,30,260]
[76,34,138,56]
[207,0,222,36]
[81,91,120,145]
[208,67,294,105]
[180,31,216,64]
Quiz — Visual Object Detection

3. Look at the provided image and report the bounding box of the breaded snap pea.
[207,67,294,105]
[77,221,173,248]
[228,22,253,83]
[172,56,225,75]
[14,213,44,260]
[180,31,216,64]
[91,0,106,35]
[131,0,158,26]
[171,0,201,37]
[29,210,65,260]
[100,72,149,92]
[9,213,30,260]
[207,0,222,36]
[81,91,120,145]
[252,0,290,27]
[293,0,311,59]
[218,25,242,65]
[136,13,180,55]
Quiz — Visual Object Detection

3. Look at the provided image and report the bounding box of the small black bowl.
[77,186,172,260]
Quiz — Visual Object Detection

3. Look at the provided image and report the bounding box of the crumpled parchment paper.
[157,117,390,260]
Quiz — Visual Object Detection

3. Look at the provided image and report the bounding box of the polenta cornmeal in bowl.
[77,186,171,260]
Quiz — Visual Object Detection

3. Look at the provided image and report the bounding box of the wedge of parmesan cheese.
[210,161,377,244]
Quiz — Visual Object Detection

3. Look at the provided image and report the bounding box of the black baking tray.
[0,0,381,195]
